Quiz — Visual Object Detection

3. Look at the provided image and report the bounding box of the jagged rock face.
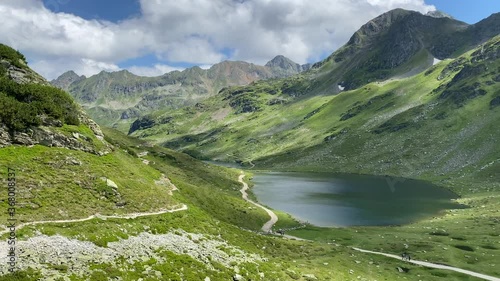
[311,9,499,91]
[55,57,308,129]
[0,113,110,155]
[128,115,156,135]
[265,55,311,77]
[51,70,86,90]
[0,59,48,85]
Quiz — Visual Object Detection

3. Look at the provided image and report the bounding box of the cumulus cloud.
[0,0,435,79]
[127,64,185,77]
[30,58,120,79]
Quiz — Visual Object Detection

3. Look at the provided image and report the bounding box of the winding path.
[0,204,188,236]
[352,247,500,281]
[238,173,277,232]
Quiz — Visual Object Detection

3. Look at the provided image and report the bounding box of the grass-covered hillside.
[0,128,478,281]
[133,36,500,191]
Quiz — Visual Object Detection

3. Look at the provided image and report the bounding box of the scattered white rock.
[100,177,118,189]
[0,230,262,278]
[303,273,318,280]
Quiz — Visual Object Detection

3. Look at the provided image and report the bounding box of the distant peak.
[55,70,82,79]
[51,70,86,89]
[62,70,79,76]
[265,55,298,68]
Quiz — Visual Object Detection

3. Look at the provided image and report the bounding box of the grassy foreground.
[0,129,472,280]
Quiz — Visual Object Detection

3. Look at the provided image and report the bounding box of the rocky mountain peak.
[51,70,86,90]
[265,55,311,77]
[347,9,420,45]
[265,55,297,68]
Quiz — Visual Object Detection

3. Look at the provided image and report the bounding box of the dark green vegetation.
[0,43,27,69]
[0,76,80,130]
[0,43,79,131]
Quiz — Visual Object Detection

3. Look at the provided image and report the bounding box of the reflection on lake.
[252,172,465,227]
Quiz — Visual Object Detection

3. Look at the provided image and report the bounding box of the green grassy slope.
[134,36,500,191]
[0,129,470,281]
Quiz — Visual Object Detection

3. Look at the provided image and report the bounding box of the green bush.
[0,76,80,130]
[0,64,6,76]
[0,44,27,69]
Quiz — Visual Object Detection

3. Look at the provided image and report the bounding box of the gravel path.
[0,204,188,236]
[352,247,500,281]
[238,173,278,232]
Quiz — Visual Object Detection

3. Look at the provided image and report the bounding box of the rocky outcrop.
[0,95,109,154]
[128,115,156,135]
[490,96,500,109]
[0,59,47,85]
[0,46,110,154]
[0,123,110,155]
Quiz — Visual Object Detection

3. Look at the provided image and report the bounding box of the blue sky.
[425,0,499,24]
[42,0,499,25]
[1,0,498,79]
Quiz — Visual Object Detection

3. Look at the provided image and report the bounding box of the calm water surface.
[252,172,465,227]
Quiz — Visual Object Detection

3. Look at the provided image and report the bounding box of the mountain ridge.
[52,55,308,130]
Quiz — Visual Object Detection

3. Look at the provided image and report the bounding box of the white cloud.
[31,58,120,80]
[127,64,184,77]
[0,0,436,80]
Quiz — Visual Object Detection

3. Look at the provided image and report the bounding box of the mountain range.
[51,56,311,130]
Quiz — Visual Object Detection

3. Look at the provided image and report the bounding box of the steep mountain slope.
[53,56,307,130]
[0,42,176,220]
[310,9,499,92]
[127,9,499,138]
[132,35,500,192]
